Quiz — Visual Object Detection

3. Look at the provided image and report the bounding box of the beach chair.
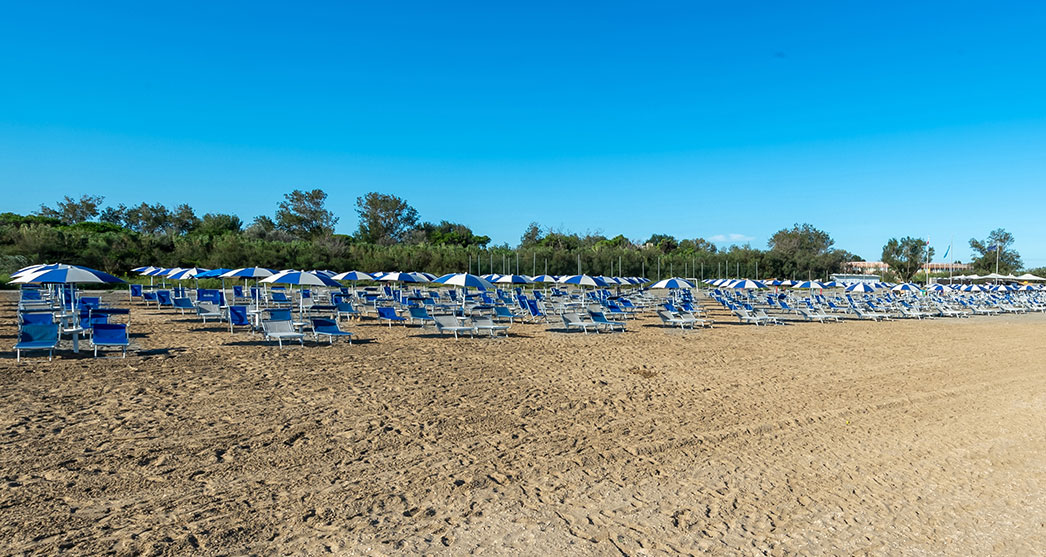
[336,301,362,321]
[657,309,692,330]
[493,306,518,324]
[129,284,143,302]
[561,312,599,334]
[196,301,222,323]
[408,306,436,327]
[143,291,158,305]
[228,305,252,334]
[473,315,509,337]
[589,311,625,332]
[156,290,174,309]
[15,323,59,362]
[172,296,195,314]
[90,323,130,358]
[377,306,406,327]
[433,315,476,339]
[310,317,354,344]
[261,319,304,348]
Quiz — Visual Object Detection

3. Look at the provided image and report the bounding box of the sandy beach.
[1,291,1044,555]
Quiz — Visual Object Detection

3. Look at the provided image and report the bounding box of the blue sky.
[2,2,1046,265]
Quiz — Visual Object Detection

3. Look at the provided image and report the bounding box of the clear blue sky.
[3,2,1045,265]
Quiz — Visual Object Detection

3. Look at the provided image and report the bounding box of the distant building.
[846,261,889,274]
[844,261,970,274]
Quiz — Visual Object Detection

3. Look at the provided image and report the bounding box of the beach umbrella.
[331,270,374,282]
[194,268,231,278]
[845,282,878,293]
[926,283,951,292]
[407,272,432,283]
[649,277,695,289]
[730,279,767,290]
[991,284,1015,292]
[1017,273,1046,282]
[792,280,825,290]
[559,274,609,287]
[11,264,125,285]
[11,263,61,279]
[415,272,438,281]
[1014,284,1037,291]
[262,270,340,287]
[167,267,209,281]
[262,270,342,314]
[891,283,920,293]
[378,272,422,283]
[531,274,558,283]
[433,272,494,291]
[494,274,533,284]
[964,284,987,292]
[221,267,275,279]
[767,279,784,286]
[12,264,126,317]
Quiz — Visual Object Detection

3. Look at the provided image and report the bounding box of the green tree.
[881,237,933,282]
[36,195,104,225]
[276,189,338,240]
[765,223,850,279]
[969,228,1022,274]
[196,213,243,236]
[354,192,418,245]
[123,202,172,235]
[645,234,678,253]
[520,222,543,247]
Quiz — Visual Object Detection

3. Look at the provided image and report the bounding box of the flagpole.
[925,237,931,285]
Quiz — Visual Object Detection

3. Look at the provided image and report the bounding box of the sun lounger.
[15,323,59,362]
[561,312,599,334]
[433,315,476,338]
[473,316,509,337]
[589,311,625,332]
[310,317,353,344]
[377,306,406,327]
[262,319,304,348]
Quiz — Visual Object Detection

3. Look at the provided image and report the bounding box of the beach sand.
[1,291,1044,555]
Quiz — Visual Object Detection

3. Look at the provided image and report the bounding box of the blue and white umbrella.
[408,272,433,283]
[221,267,275,279]
[11,263,61,279]
[926,283,951,292]
[261,270,341,287]
[531,274,558,283]
[194,268,230,278]
[331,270,374,282]
[891,283,920,292]
[494,274,534,284]
[649,277,695,289]
[559,274,609,287]
[845,282,878,293]
[792,280,826,290]
[434,272,494,290]
[167,267,210,281]
[11,264,125,285]
[731,279,767,290]
[378,272,422,283]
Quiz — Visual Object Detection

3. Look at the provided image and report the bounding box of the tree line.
[0,190,1027,283]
